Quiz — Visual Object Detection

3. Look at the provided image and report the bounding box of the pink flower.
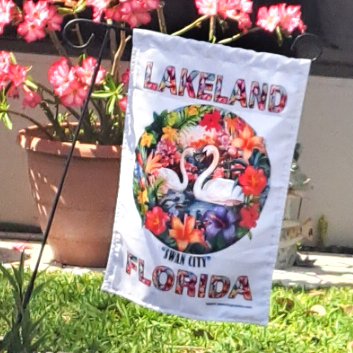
[256,5,281,32]
[213,167,225,179]
[23,1,49,25]
[8,64,28,87]
[22,87,42,108]
[218,0,252,19]
[185,161,198,182]
[129,0,160,11]
[155,139,180,167]
[120,1,151,28]
[217,131,231,150]
[87,0,110,22]
[195,0,252,30]
[121,68,130,85]
[61,78,88,107]
[46,6,63,31]
[0,0,15,34]
[48,58,71,95]
[0,51,11,89]
[88,0,159,26]
[7,84,19,98]
[119,97,127,113]
[49,57,107,107]
[12,243,32,252]
[17,1,62,41]
[75,57,106,85]
[195,0,217,16]
[17,20,46,42]
[105,5,122,22]
[278,4,305,34]
[237,11,251,31]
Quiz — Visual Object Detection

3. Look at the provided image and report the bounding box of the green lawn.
[0,271,352,353]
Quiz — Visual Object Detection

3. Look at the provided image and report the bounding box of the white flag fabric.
[102,29,310,325]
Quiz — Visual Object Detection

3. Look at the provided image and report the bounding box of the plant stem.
[111,24,129,82]
[172,15,209,36]
[157,1,167,34]
[107,19,117,64]
[46,30,72,65]
[40,101,68,141]
[73,14,87,56]
[218,27,261,44]
[209,16,215,42]
[0,109,54,140]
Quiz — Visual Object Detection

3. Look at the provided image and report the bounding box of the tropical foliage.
[0,0,306,144]
[133,105,271,253]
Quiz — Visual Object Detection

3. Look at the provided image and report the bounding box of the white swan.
[158,147,195,192]
[193,145,244,206]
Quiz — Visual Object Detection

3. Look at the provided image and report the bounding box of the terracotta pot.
[17,125,121,267]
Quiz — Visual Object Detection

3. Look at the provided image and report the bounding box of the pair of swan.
[157,145,244,206]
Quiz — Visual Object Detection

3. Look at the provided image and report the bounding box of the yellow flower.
[188,106,198,116]
[137,189,149,205]
[140,132,154,147]
[167,112,178,126]
[161,126,178,143]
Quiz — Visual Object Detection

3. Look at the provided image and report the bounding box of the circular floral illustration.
[133,105,271,254]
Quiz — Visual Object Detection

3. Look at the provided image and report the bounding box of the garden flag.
[102,29,310,325]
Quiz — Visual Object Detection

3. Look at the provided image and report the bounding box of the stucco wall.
[0,53,352,246]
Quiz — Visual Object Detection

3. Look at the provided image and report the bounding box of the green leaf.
[24,77,38,91]
[236,227,249,239]
[92,91,114,99]
[56,6,74,14]
[10,265,23,301]
[0,310,11,326]
[29,334,48,352]
[0,264,19,295]
[74,1,86,13]
[106,95,117,115]
[29,281,48,301]
[9,52,17,65]
[1,112,12,130]
[105,74,117,91]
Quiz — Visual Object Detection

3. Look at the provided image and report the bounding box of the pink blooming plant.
[0,0,306,144]
[257,3,306,34]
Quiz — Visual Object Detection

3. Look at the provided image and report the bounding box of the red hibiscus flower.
[239,166,267,196]
[239,203,260,229]
[145,206,169,235]
[200,110,222,132]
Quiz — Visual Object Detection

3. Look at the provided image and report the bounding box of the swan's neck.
[180,149,191,189]
[194,146,220,194]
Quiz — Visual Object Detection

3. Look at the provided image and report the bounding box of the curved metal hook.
[290,33,323,62]
[62,18,132,50]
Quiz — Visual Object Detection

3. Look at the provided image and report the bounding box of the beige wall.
[0,53,352,246]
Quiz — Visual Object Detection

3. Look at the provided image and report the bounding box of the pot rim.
[17,124,121,159]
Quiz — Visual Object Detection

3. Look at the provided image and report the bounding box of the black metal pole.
[21,27,111,311]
